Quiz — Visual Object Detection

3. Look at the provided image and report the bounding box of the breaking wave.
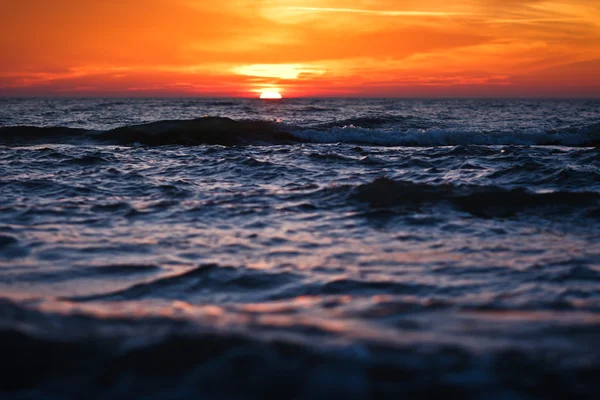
[1,117,599,147]
[292,121,600,147]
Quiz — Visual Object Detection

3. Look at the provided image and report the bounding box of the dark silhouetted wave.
[338,177,600,218]
[0,117,299,146]
[1,117,599,147]
[1,298,600,399]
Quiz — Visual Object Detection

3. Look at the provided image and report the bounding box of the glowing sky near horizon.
[1,0,599,97]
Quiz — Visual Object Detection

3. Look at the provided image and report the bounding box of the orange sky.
[1,0,599,97]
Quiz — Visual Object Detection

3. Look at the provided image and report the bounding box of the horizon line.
[1,95,599,100]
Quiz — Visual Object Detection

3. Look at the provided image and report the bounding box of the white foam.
[289,124,599,147]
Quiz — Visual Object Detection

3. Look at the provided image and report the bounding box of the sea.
[1,98,599,399]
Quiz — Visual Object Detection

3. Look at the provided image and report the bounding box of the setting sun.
[259,91,282,100]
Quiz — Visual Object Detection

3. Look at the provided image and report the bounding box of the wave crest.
[291,123,600,147]
[1,117,599,147]
[349,177,600,218]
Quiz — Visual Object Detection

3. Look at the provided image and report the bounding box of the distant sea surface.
[1,98,600,399]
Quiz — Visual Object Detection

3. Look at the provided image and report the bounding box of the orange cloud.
[1,0,599,97]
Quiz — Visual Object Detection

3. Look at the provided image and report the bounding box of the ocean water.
[1,98,599,399]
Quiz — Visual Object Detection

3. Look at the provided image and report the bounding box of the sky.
[1,0,599,97]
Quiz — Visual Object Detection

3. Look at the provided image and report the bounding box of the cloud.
[231,64,326,79]
[283,6,464,17]
[1,0,599,96]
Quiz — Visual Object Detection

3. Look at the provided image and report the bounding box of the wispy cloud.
[286,7,464,17]
[231,64,326,80]
[485,17,582,24]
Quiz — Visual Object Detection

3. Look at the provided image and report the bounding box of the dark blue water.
[1,98,599,399]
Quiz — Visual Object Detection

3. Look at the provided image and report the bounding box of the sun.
[259,90,282,100]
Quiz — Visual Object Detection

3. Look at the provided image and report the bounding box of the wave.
[338,177,600,218]
[0,117,300,146]
[292,122,600,147]
[65,263,444,304]
[1,117,599,147]
[278,177,600,220]
[310,115,419,129]
[1,298,600,398]
[299,105,340,112]
[67,263,301,302]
